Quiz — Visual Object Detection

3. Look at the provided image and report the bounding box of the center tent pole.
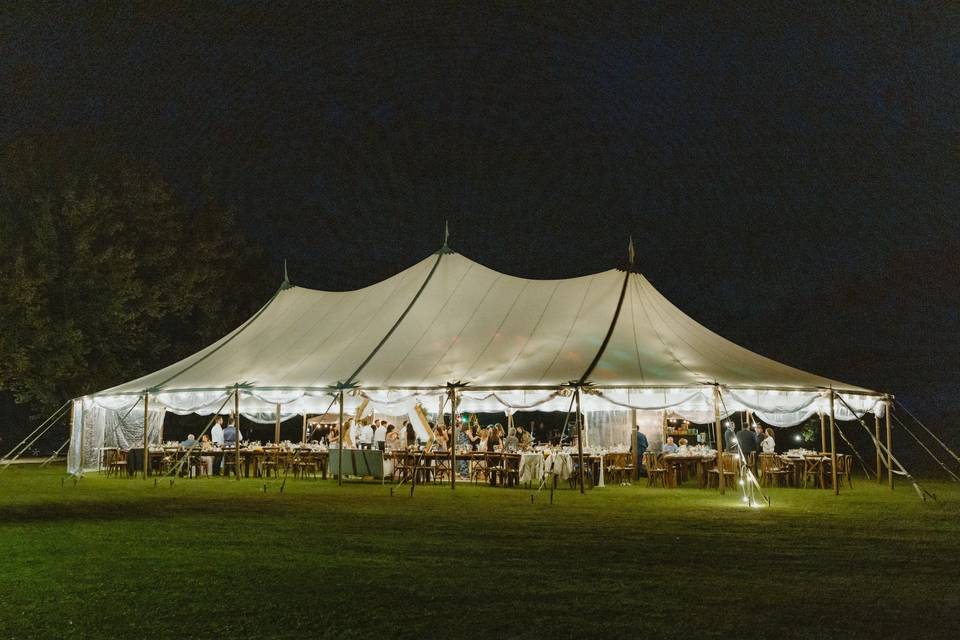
[713,385,724,495]
[143,392,150,479]
[631,408,639,482]
[337,388,345,487]
[885,397,893,490]
[575,386,585,494]
[829,390,838,496]
[874,412,882,484]
[449,386,458,490]
[234,387,241,481]
[274,403,282,444]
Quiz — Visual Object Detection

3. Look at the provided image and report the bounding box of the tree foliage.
[0,135,273,415]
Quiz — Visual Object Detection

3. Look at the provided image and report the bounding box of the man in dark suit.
[735,426,759,475]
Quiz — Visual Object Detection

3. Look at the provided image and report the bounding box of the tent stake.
[829,390,838,496]
[885,397,893,490]
[713,386,724,495]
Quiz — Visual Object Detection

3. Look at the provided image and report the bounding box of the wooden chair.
[432,454,452,484]
[484,453,505,486]
[293,451,319,479]
[470,453,489,484]
[605,453,632,485]
[837,454,854,489]
[707,453,738,489]
[642,453,671,488]
[759,453,788,487]
[802,456,826,489]
[501,454,520,488]
[107,450,128,477]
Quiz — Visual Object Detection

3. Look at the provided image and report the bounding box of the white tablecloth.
[544,452,574,481]
[519,453,545,484]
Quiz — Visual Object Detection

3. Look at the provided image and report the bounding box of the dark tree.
[0,134,273,415]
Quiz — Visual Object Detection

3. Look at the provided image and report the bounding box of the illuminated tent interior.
[67,244,886,474]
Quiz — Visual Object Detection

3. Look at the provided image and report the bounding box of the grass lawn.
[1,465,958,639]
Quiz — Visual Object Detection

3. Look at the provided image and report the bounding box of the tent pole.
[71,401,81,472]
[829,390,838,496]
[337,389,345,487]
[631,408,638,482]
[885,397,893,490]
[575,386,585,494]
[301,413,307,444]
[143,392,149,479]
[874,412,882,484]
[819,410,826,453]
[234,387,241,481]
[450,386,457,490]
[274,403,281,444]
[713,386,724,495]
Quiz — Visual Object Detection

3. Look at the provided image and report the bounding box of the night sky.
[2,3,958,421]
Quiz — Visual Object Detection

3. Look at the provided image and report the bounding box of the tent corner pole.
[143,392,150,479]
[874,412,882,484]
[338,389,345,487]
[575,387,585,494]
[829,389,838,496]
[713,386,723,495]
[819,410,826,453]
[885,397,893,490]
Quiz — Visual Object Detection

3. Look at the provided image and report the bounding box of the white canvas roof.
[96,248,879,399]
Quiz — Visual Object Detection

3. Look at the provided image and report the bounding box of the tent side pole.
[631,408,638,482]
[301,413,307,444]
[143,392,149,479]
[71,401,81,472]
[713,386,724,495]
[234,388,241,481]
[338,389,345,487]
[885,398,893,490]
[874,412,882,484]
[274,403,281,444]
[575,387,585,494]
[829,390,838,496]
[450,386,457,490]
[819,410,826,453]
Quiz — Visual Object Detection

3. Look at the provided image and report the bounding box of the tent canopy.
[80,247,883,424]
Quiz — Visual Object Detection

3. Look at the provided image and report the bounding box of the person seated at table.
[518,427,533,451]
[433,425,448,452]
[180,433,197,449]
[504,427,519,452]
[677,437,689,453]
[761,427,776,453]
[488,424,503,451]
[662,436,679,454]
[477,428,489,452]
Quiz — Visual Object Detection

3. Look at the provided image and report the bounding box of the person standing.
[211,416,225,475]
[359,420,374,450]
[373,421,387,451]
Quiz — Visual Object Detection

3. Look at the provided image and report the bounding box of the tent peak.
[436,219,455,254]
[280,258,292,290]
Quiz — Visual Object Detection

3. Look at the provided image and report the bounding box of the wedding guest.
[384,424,400,451]
[359,421,375,450]
[662,436,679,454]
[211,416,225,475]
[505,427,519,453]
[374,421,387,451]
[761,427,776,453]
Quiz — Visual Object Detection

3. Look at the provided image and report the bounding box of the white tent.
[67,246,886,473]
